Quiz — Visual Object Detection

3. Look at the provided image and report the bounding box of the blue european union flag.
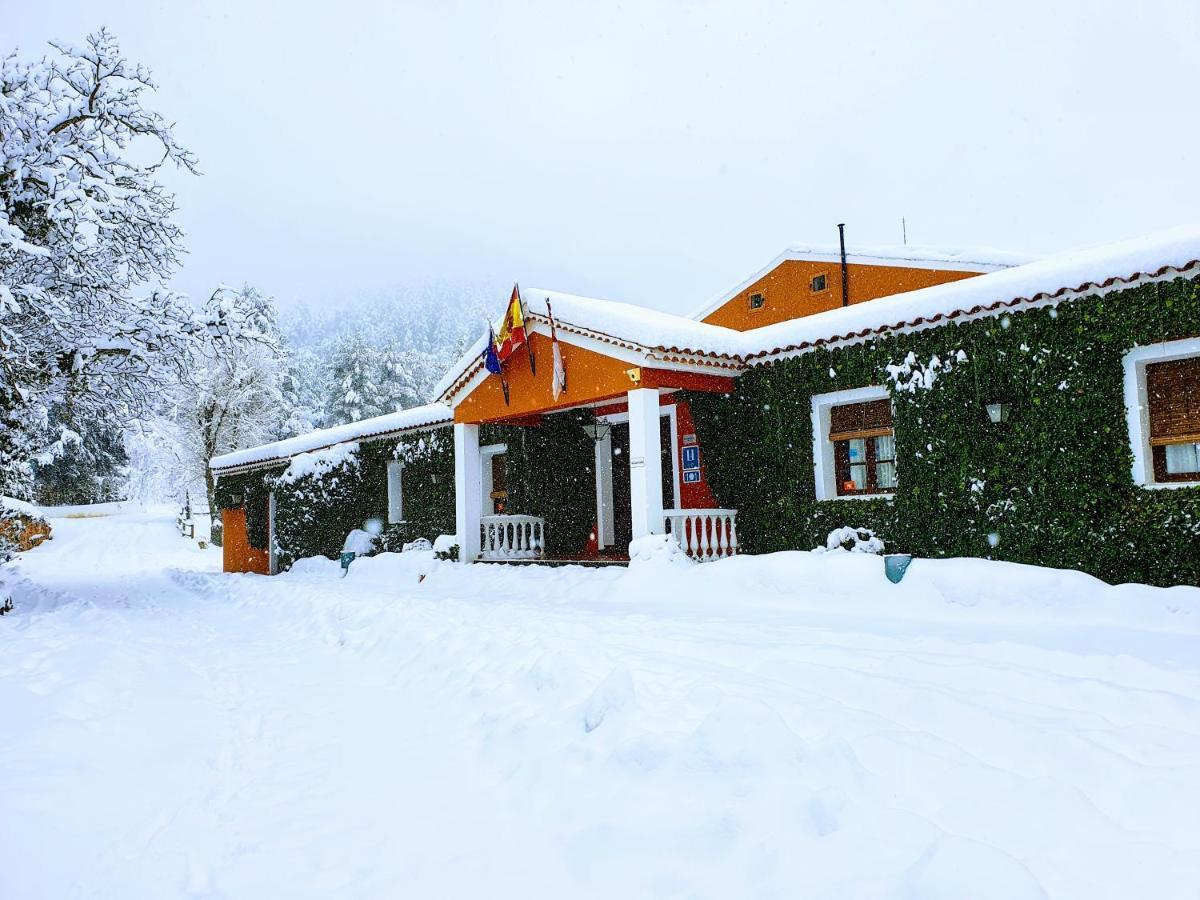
[483,326,502,375]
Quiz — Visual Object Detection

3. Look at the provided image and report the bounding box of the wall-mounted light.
[230,493,244,506]
[583,420,612,442]
[626,367,642,385]
[985,400,1012,424]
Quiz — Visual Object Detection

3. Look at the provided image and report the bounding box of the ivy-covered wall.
[213,412,600,571]
[505,409,597,556]
[686,276,1200,587]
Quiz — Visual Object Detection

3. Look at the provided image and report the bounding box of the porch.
[439,287,746,565]
[476,507,739,563]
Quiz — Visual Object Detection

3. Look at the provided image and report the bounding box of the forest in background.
[0,28,493,512]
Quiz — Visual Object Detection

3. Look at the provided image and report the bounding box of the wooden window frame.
[830,400,896,497]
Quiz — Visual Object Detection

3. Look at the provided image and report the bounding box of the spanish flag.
[495,284,527,365]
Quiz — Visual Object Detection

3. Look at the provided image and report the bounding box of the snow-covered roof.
[210,403,452,474]
[740,225,1200,361]
[433,287,745,403]
[691,243,1037,321]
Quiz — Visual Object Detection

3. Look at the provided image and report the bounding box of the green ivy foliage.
[214,413,599,570]
[380,428,456,552]
[504,409,597,556]
[687,277,1200,587]
[269,443,385,571]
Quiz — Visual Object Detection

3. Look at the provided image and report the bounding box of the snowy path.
[2,514,1199,899]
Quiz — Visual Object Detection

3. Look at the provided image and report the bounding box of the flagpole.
[518,283,537,376]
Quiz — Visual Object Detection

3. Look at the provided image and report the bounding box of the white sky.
[9,0,1200,316]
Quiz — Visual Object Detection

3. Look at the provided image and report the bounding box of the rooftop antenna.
[902,216,908,246]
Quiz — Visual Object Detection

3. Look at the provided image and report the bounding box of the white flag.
[549,303,567,401]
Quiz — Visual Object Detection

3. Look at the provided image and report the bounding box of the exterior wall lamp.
[985,400,1012,424]
[583,421,612,442]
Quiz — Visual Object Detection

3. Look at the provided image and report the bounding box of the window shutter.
[1147,357,1200,445]
[829,398,893,442]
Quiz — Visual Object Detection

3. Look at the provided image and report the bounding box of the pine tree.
[324,335,382,426]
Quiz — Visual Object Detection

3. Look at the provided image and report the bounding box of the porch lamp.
[583,420,612,442]
[985,399,1012,424]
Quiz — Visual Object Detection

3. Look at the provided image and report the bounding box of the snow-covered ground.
[3,513,1200,899]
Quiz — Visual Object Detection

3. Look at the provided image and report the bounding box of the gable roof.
[433,287,745,404]
[691,243,1037,322]
[739,225,1200,362]
[210,403,453,475]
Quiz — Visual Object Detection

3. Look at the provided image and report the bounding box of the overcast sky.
[9,0,1200,316]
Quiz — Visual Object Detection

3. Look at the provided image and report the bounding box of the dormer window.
[748,293,765,310]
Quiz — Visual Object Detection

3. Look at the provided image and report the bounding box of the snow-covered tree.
[324,334,382,425]
[31,405,129,505]
[0,29,198,497]
[171,285,286,532]
[275,344,327,439]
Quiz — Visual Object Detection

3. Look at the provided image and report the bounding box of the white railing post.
[660,509,739,562]
[479,514,547,561]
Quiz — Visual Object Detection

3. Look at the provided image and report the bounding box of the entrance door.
[605,416,675,555]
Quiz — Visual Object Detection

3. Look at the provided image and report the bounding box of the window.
[1147,356,1200,482]
[830,399,896,495]
[386,460,404,523]
[810,273,828,292]
[490,452,508,513]
[748,292,765,310]
[810,386,896,500]
[1124,338,1200,488]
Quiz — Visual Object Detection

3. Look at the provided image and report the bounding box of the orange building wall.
[702,260,984,331]
[455,332,639,424]
[454,332,735,425]
[221,507,270,575]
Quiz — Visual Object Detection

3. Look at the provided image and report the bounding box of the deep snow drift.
[2,512,1199,899]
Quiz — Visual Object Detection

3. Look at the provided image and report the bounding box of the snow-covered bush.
[815,526,884,555]
[432,535,458,562]
[628,533,696,569]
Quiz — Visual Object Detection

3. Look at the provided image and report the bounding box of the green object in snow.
[884,554,913,584]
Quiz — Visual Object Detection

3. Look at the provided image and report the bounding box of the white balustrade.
[663,509,739,561]
[480,514,546,560]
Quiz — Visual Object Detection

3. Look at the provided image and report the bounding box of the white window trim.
[810,385,894,502]
[1123,336,1200,490]
[480,443,507,516]
[387,460,405,523]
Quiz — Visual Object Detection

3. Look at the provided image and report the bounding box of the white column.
[627,388,665,540]
[594,428,615,549]
[454,423,482,563]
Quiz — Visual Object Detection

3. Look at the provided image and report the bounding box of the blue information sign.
[683,470,701,484]
[682,446,700,471]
